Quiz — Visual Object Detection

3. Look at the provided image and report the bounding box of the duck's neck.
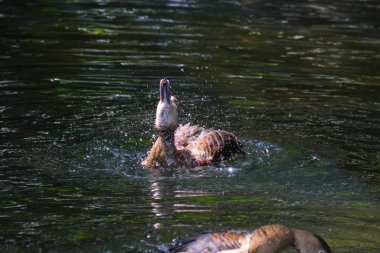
[292,229,307,252]
[291,229,329,253]
[160,129,184,167]
[159,129,175,146]
[247,226,330,253]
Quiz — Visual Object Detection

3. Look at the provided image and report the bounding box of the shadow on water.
[0,0,380,252]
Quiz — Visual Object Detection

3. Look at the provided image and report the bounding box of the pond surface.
[0,0,379,252]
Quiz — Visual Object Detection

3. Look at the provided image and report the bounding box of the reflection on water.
[1,0,379,252]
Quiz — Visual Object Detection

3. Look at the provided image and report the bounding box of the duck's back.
[169,231,248,253]
[174,123,205,150]
[175,123,244,164]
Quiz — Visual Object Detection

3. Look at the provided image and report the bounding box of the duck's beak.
[159,78,171,104]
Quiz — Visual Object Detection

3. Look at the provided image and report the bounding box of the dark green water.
[0,0,379,252]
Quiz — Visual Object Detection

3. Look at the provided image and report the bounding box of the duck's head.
[155,78,179,131]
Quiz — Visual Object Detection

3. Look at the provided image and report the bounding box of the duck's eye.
[318,250,325,253]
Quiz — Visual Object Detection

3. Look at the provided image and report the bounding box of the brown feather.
[169,224,331,253]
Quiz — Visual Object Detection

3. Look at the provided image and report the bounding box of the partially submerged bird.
[169,224,332,253]
[142,78,244,169]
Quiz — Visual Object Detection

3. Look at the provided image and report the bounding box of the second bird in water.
[169,224,331,253]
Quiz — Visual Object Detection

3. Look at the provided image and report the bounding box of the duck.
[142,78,245,169]
[169,224,332,253]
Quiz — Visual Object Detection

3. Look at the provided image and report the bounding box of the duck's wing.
[169,232,250,253]
[187,129,245,163]
[248,224,294,253]
[174,123,205,150]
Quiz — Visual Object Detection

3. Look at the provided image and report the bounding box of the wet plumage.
[142,79,244,168]
[175,123,244,163]
[169,224,332,253]
[170,232,248,253]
